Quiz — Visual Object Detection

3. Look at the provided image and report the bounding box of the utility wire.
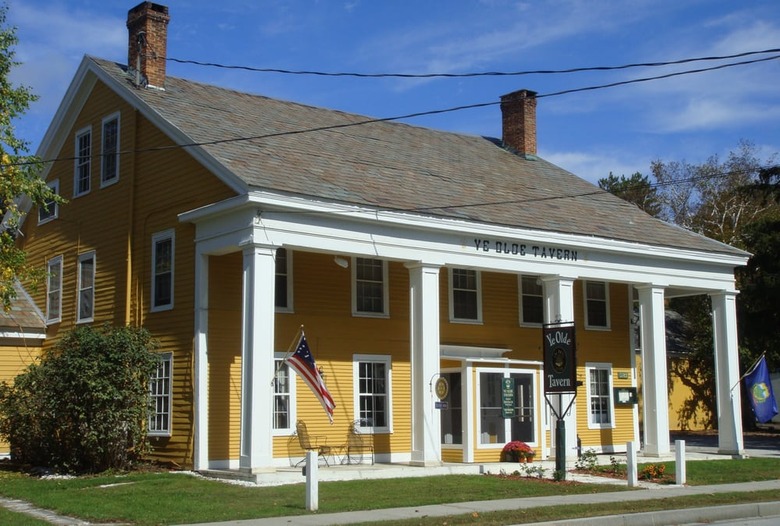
[167,47,780,78]
[10,52,778,171]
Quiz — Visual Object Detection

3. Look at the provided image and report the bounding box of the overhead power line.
[167,47,780,78]
[5,51,779,182]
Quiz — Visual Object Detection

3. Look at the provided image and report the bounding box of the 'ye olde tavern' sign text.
[543,323,577,394]
[473,239,579,262]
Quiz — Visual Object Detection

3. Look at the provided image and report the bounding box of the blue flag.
[744,355,778,424]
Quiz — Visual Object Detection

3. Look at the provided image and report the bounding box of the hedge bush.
[0,325,159,473]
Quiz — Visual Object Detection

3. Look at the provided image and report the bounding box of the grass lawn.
[0,458,778,525]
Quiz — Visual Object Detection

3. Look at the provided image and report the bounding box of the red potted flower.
[501,441,534,462]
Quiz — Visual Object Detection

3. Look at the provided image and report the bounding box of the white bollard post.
[675,439,686,485]
[626,441,638,487]
[305,450,319,511]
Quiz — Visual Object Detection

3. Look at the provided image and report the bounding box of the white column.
[541,276,577,460]
[711,291,744,455]
[239,243,276,472]
[407,262,442,466]
[637,285,670,456]
[193,247,209,471]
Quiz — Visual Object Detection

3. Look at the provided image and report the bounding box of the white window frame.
[352,257,389,317]
[448,267,482,323]
[353,354,392,434]
[77,251,95,323]
[38,179,60,225]
[151,229,175,312]
[148,352,173,437]
[275,248,293,313]
[583,280,610,330]
[46,256,63,324]
[73,126,92,197]
[586,362,614,429]
[100,112,120,187]
[273,353,297,434]
[518,274,543,326]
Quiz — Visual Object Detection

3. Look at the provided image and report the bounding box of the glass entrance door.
[478,370,537,446]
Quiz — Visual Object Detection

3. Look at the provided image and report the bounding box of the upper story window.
[77,251,95,323]
[353,258,388,316]
[74,127,91,197]
[101,113,120,186]
[584,281,610,329]
[275,248,293,312]
[46,256,63,324]
[519,275,543,325]
[449,268,481,322]
[273,355,296,433]
[148,352,173,437]
[586,363,614,428]
[151,230,174,312]
[38,179,60,224]
[353,354,392,433]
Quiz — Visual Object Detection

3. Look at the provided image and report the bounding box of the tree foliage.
[598,171,661,216]
[648,141,779,429]
[0,3,63,311]
[0,325,160,473]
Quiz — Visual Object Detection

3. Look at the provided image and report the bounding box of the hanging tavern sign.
[543,323,577,393]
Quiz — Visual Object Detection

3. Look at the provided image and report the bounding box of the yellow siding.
[0,344,41,453]
[636,355,710,432]
[574,282,635,449]
[19,80,237,468]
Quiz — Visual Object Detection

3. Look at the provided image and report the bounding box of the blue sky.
[8,0,780,184]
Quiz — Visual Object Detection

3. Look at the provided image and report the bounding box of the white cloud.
[542,150,648,185]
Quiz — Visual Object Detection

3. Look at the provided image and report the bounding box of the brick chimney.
[500,89,537,156]
[127,2,170,89]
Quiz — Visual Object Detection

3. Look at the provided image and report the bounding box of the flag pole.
[271,325,304,386]
[731,351,767,393]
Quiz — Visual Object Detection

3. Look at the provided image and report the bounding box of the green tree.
[0,3,63,311]
[0,325,160,473]
[598,171,661,216]
[650,142,779,429]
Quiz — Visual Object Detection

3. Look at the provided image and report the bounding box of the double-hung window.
[38,180,59,224]
[101,113,120,186]
[449,268,481,322]
[275,248,293,312]
[584,281,610,329]
[74,127,91,197]
[148,353,173,436]
[353,354,391,433]
[519,275,543,325]
[46,256,63,324]
[586,363,614,428]
[151,230,174,312]
[353,258,388,316]
[77,252,95,323]
[273,355,296,433]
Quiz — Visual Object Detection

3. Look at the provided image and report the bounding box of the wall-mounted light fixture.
[334,256,349,268]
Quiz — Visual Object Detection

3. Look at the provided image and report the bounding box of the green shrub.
[0,325,159,473]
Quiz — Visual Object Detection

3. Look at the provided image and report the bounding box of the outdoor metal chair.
[295,420,332,467]
[346,420,374,465]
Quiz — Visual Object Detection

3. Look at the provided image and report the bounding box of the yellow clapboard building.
[4,2,749,472]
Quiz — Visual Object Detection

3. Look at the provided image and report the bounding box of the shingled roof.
[90,56,746,258]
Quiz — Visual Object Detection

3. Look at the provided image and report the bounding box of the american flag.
[285,333,335,423]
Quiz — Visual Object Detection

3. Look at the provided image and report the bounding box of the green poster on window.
[502,377,515,418]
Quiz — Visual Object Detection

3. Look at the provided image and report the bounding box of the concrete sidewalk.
[181,479,780,526]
